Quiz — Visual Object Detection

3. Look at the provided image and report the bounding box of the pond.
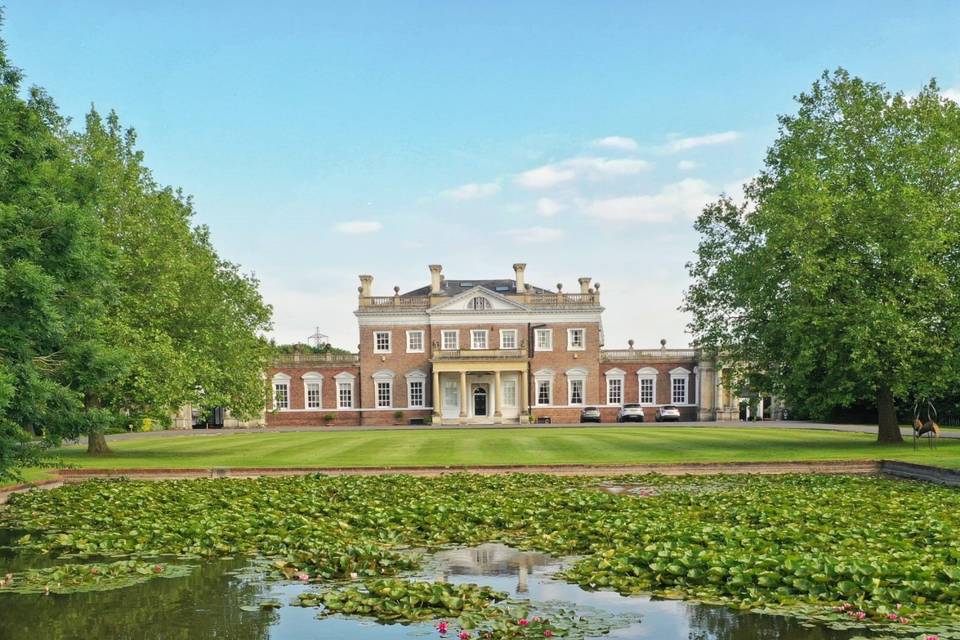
[0,541,877,640]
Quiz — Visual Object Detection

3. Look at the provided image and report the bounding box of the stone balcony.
[274,352,360,366]
[432,349,528,361]
[600,348,699,362]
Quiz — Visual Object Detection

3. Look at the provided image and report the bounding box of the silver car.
[655,405,681,422]
[617,403,645,423]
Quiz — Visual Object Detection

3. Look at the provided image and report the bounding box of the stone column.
[520,369,529,419]
[697,362,716,422]
[494,370,503,419]
[459,370,468,419]
[432,370,440,418]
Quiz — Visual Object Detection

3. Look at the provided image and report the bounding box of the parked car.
[617,404,645,423]
[655,405,681,422]
[580,406,601,423]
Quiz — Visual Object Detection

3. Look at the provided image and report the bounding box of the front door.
[473,386,488,417]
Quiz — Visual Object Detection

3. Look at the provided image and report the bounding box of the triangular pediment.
[428,286,529,313]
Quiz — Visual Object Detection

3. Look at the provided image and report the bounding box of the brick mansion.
[261,264,764,427]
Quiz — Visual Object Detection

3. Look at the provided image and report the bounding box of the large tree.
[684,70,960,443]
[0,23,272,469]
[70,110,273,454]
[0,40,122,478]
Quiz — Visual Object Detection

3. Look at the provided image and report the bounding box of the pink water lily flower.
[458,631,470,640]
[437,621,448,634]
[518,618,529,626]
[543,631,553,638]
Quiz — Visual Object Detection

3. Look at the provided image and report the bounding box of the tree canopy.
[0,31,272,478]
[684,70,960,442]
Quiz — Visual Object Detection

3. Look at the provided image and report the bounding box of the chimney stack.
[578,277,592,294]
[513,263,527,293]
[359,274,373,297]
[429,265,443,294]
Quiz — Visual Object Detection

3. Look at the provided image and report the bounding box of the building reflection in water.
[431,543,557,594]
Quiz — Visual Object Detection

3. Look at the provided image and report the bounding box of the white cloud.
[515,156,652,189]
[677,160,700,171]
[591,136,639,152]
[943,87,960,103]
[664,131,740,153]
[499,226,564,244]
[440,181,501,200]
[536,197,564,218]
[335,220,383,234]
[584,178,715,222]
[515,164,578,189]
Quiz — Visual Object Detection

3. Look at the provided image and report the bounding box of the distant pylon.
[307,326,329,348]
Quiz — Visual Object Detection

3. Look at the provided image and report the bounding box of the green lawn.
[30,426,960,472]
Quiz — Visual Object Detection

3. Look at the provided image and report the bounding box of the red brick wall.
[358,324,432,410]
[266,364,362,427]
[598,361,698,422]
[529,322,602,406]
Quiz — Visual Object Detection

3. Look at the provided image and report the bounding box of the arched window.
[470,296,492,310]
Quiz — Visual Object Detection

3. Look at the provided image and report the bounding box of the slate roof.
[401,279,553,297]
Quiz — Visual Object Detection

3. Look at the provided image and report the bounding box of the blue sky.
[8,2,960,348]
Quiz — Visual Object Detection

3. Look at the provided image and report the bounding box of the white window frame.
[405,370,427,409]
[670,367,691,405]
[406,330,425,353]
[605,368,625,406]
[567,328,586,351]
[566,367,587,406]
[638,367,658,406]
[502,379,518,408]
[534,328,553,352]
[272,373,291,411]
[373,331,391,354]
[303,372,323,409]
[471,329,488,350]
[499,329,518,350]
[373,370,395,409]
[533,369,554,406]
[441,330,459,350]
[334,372,355,409]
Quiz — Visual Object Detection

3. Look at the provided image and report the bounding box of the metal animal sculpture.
[913,400,941,450]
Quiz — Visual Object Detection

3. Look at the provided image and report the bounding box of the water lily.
[926,635,940,640]
[886,613,898,620]
[532,616,541,622]
[518,618,529,626]
[437,621,448,634]
[295,572,309,581]
[543,631,553,638]
[458,631,470,639]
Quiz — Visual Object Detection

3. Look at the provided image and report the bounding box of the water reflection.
[0,542,884,640]
[0,559,275,640]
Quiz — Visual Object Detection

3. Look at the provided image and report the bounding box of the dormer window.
[470,296,492,310]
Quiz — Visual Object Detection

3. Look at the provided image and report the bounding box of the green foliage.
[272,342,354,356]
[4,473,960,630]
[0,560,190,594]
[684,70,960,438]
[297,579,506,621]
[0,22,272,470]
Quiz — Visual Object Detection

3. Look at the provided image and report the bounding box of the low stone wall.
[880,460,960,486]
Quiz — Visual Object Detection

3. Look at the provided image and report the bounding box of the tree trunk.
[87,428,111,455]
[876,383,903,444]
